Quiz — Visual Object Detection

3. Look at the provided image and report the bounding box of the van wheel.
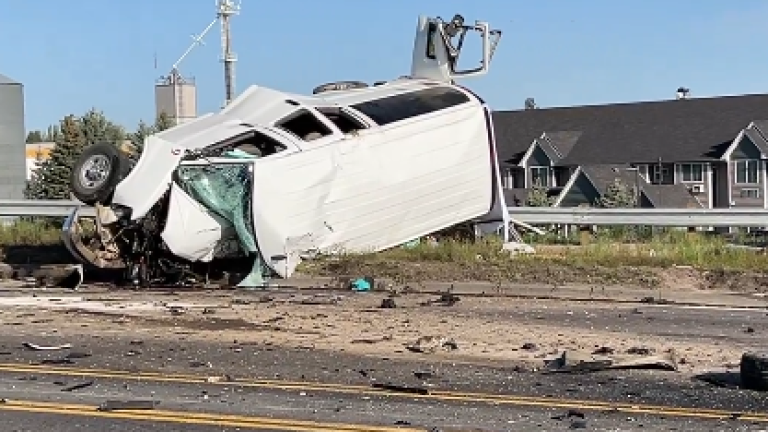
[70,142,130,206]
[741,351,768,391]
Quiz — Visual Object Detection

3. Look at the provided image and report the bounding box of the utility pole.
[218,0,239,106]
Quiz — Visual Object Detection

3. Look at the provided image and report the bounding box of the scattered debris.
[406,336,458,354]
[380,298,397,309]
[61,381,95,392]
[23,342,72,351]
[521,342,538,351]
[167,305,186,316]
[413,371,435,380]
[639,296,669,305]
[592,346,614,355]
[350,277,374,292]
[544,349,678,373]
[39,358,75,365]
[372,382,430,395]
[97,400,158,411]
[740,351,768,391]
[552,409,586,420]
[351,336,393,344]
[206,375,234,383]
[627,346,654,355]
[298,294,343,305]
[202,308,216,315]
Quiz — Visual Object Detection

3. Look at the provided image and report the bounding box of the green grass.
[316,230,768,272]
[0,219,62,246]
[0,220,768,272]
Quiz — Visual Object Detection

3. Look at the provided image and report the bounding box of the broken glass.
[176,163,268,288]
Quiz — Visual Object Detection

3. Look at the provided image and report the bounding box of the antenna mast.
[218,0,240,106]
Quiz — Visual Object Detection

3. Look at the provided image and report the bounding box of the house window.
[530,166,550,187]
[735,159,760,184]
[650,165,670,184]
[679,163,704,182]
[501,167,514,189]
[741,188,760,199]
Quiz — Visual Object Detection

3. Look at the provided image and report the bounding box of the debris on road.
[22,342,72,351]
[97,400,158,411]
[544,349,678,373]
[61,381,95,392]
[380,298,397,309]
[372,382,430,395]
[740,351,768,391]
[406,336,459,354]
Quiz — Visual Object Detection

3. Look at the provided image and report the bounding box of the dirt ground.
[0,290,756,375]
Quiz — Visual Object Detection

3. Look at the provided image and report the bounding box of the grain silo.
[155,69,197,124]
[0,73,26,199]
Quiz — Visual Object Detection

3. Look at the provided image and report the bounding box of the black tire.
[740,351,768,391]
[70,142,131,206]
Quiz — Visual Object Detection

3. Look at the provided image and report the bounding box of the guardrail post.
[686,226,697,240]
[579,226,591,245]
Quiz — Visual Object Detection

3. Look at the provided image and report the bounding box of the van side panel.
[249,100,493,277]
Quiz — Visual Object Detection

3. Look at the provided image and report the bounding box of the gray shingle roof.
[493,93,768,165]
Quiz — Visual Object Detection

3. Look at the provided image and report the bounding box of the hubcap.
[79,154,111,189]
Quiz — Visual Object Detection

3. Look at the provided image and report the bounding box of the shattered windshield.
[176,162,268,287]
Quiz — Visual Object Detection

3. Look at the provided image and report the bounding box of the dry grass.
[3,220,768,289]
[0,220,62,246]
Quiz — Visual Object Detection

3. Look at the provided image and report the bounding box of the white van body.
[63,13,507,285]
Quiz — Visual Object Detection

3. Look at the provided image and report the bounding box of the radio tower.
[218,0,239,106]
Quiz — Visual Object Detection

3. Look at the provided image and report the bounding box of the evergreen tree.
[26,115,84,199]
[79,108,125,146]
[597,179,638,208]
[154,111,176,132]
[526,183,554,207]
[25,130,44,143]
[129,120,155,152]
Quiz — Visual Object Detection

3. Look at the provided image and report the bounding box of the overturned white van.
[63,13,509,287]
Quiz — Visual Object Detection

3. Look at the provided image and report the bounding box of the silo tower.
[155,68,197,124]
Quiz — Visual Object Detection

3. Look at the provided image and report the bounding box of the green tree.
[154,111,176,132]
[25,130,44,143]
[597,178,638,208]
[526,183,554,207]
[79,108,125,146]
[25,115,85,199]
[129,120,155,152]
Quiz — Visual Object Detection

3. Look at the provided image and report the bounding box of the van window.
[350,87,471,126]
[275,109,332,141]
[316,108,368,134]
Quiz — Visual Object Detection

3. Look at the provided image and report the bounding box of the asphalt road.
[0,295,766,430]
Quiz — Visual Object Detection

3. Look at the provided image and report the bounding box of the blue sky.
[3,0,768,132]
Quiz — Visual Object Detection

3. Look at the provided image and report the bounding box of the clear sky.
[3,0,768,132]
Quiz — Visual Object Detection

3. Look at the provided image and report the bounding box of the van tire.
[70,142,131,206]
[740,351,768,391]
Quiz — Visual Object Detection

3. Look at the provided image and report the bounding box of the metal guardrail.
[510,207,768,227]
[0,200,95,217]
[0,200,766,227]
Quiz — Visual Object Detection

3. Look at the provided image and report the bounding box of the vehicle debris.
[543,349,678,373]
[372,382,430,395]
[62,13,513,288]
[61,380,95,392]
[380,298,397,309]
[97,399,158,412]
[22,342,72,351]
[406,336,459,354]
[740,351,768,391]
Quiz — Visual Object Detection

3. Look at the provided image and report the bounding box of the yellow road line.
[0,399,423,432]
[0,363,766,422]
